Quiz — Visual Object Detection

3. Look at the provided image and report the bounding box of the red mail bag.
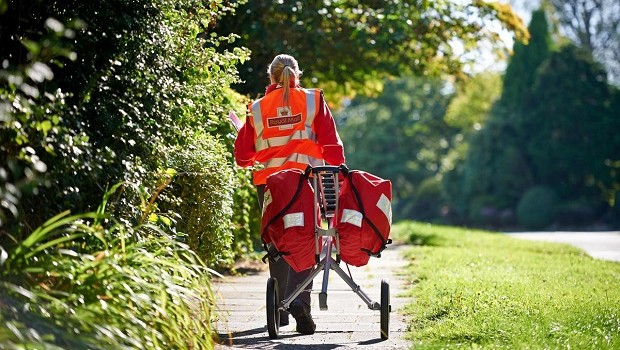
[261,168,317,272]
[335,170,392,267]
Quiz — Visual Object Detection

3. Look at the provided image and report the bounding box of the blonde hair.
[267,54,303,106]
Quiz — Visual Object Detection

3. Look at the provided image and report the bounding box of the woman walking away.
[234,54,345,335]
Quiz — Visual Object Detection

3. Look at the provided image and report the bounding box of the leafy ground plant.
[0,185,218,349]
[393,221,620,349]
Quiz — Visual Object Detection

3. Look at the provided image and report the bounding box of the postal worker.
[234,54,345,335]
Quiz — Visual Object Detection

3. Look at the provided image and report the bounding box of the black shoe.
[280,312,289,326]
[289,300,316,335]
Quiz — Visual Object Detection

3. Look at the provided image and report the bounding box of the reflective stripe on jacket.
[234,84,345,185]
[249,87,324,184]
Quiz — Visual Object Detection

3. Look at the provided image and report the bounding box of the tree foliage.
[215,0,528,100]
[448,7,619,228]
[500,9,552,110]
[526,44,620,205]
[451,9,553,223]
[516,185,559,229]
[337,76,455,219]
[444,72,502,131]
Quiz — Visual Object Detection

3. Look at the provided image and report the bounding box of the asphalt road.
[507,231,620,262]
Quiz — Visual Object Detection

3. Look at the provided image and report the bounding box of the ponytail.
[267,54,303,108]
[281,66,292,106]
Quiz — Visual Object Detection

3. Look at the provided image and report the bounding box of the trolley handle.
[309,165,339,174]
[306,164,349,175]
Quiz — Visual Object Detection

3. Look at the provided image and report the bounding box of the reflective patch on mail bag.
[283,212,304,229]
[341,208,363,227]
[376,193,392,224]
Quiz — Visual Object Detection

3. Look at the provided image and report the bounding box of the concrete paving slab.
[213,244,412,349]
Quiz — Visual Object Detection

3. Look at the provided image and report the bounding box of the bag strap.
[261,249,290,264]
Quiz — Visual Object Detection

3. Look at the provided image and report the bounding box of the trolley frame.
[266,165,390,340]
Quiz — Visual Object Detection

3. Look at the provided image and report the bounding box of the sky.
[509,0,539,23]
[465,0,540,74]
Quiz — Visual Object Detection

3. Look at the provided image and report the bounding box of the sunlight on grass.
[393,221,620,349]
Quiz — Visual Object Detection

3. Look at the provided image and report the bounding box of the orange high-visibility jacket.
[234,83,345,185]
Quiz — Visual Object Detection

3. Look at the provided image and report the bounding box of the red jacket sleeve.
[234,112,257,167]
[313,91,345,165]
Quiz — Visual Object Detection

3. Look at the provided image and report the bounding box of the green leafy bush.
[0,0,250,240]
[218,88,262,259]
[1,0,259,345]
[467,194,501,224]
[411,176,444,221]
[0,4,83,232]
[161,133,235,268]
[231,168,262,258]
[0,187,217,349]
[517,185,559,229]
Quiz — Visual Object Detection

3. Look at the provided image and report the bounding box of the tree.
[451,7,619,228]
[526,44,619,208]
[336,76,455,219]
[215,0,528,100]
[441,72,503,221]
[444,72,502,131]
[550,0,620,84]
[500,9,552,110]
[452,9,552,224]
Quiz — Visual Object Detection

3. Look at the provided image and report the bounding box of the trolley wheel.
[266,277,280,339]
[380,278,390,340]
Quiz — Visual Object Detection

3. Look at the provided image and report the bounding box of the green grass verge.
[392,221,620,349]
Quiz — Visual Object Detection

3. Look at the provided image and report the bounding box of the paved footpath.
[213,244,412,349]
[507,231,620,262]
